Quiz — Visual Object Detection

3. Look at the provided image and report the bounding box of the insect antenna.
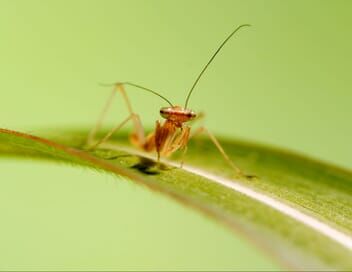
[99,81,174,107]
[184,24,251,108]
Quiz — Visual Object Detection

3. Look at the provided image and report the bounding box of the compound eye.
[160,108,169,119]
[188,112,196,119]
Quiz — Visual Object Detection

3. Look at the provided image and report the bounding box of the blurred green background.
[0,0,351,270]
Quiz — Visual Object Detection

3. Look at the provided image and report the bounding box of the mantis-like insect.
[86,24,253,178]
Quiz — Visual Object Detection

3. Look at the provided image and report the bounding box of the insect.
[86,24,253,178]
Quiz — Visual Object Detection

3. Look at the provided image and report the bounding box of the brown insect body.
[124,104,193,159]
[87,24,253,177]
[154,106,195,158]
[128,105,192,158]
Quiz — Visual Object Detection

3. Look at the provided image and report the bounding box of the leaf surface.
[0,128,351,270]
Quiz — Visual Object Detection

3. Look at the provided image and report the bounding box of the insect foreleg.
[175,127,191,168]
[162,126,191,167]
[167,127,190,155]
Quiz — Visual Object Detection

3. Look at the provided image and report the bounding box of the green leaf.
[0,128,351,270]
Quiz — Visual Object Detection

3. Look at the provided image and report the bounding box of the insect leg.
[190,126,245,176]
[86,83,146,148]
[88,113,140,150]
[116,83,145,144]
[175,127,191,168]
[159,126,190,167]
[86,88,116,146]
[165,127,190,154]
